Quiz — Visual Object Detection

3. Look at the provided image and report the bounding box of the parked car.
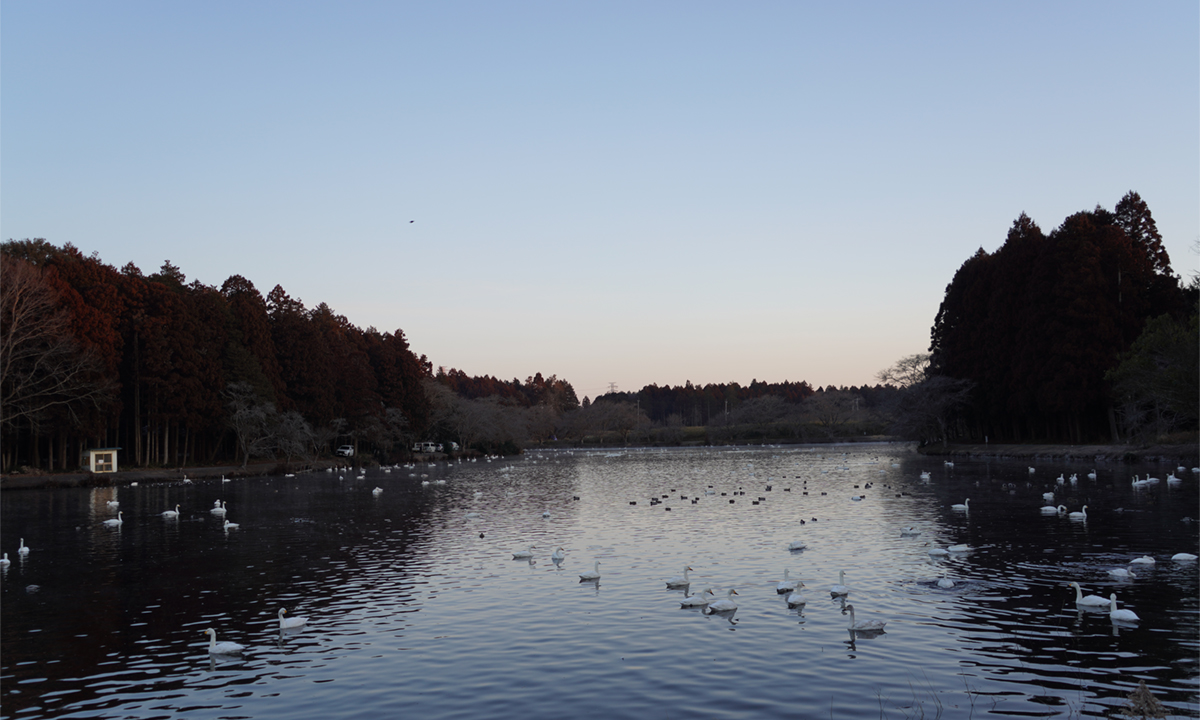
[335,445,355,457]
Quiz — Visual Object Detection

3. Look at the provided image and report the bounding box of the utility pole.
[608,382,618,393]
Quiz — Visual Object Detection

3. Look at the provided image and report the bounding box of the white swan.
[951,498,970,511]
[1172,552,1198,561]
[211,501,227,515]
[1042,492,1055,502]
[1040,504,1064,514]
[1107,568,1137,579]
[704,588,739,613]
[204,628,245,654]
[107,500,120,509]
[919,471,931,480]
[947,544,974,553]
[900,527,922,537]
[579,561,601,581]
[830,570,849,597]
[511,545,535,559]
[785,583,807,607]
[1129,555,1154,565]
[927,545,950,557]
[372,487,383,495]
[788,540,807,551]
[665,566,693,588]
[937,569,955,589]
[680,588,715,607]
[845,604,886,631]
[102,513,123,528]
[162,504,180,518]
[1108,593,1139,622]
[776,569,800,594]
[1068,581,1109,606]
[1067,505,1088,521]
[223,519,240,531]
[0,553,9,567]
[278,608,308,629]
[550,547,566,562]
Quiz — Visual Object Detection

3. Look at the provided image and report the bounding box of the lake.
[2,444,1198,719]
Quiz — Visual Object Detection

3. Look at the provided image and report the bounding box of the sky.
[3,2,1197,402]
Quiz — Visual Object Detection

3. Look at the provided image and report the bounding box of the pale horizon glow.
[3,2,1197,402]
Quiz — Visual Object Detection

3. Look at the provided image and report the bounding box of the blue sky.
[4,2,1197,401]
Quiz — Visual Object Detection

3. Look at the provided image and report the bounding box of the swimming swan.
[1172,553,1198,561]
[162,504,180,518]
[665,566,694,588]
[551,547,566,562]
[845,604,886,631]
[579,561,601,581]
[1068,581,1109,606]
[830,570,849,597]
[204,628,245,654]
[776,569,799,594]
[785,583,807,607]
[278,608,308,629]
[223,519,240,531]
[788,540,808,551]
[1106,568,1136,579]
[1067,505,1088,521]
[1108,593,1139,622]
[937,570,955,589]
[1040,504,1066,514]
[102,514,122,528]
[680,588,715,607]
[0,553,9,567]
[512,545,536,559]
[951,498,970,511]
[704,588,739,613]
[211,501,227,515]
[1129,555,1155,565]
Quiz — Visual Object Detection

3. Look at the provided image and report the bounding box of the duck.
[680,588,715,607]
[204,628,245,655]
[511,545,536,559]
[1068,581,1110,607]
[579,561,601,581]
[550,547,566,562]
[278,608,308,630]
[775,569,799,594]
[223,519,240,531]
[951,498,970,511]
[1171,552,1198,561]
[845,604,886,631]
[1129,555,1155,565]
[704,589,739,613]
[102,513,122,528]
[785,583,807,607]
[1108,593,1139,622]
[830,570,849,597]
[541,510,551,518]
[162,504,180,518]
[665,566,693,589]
[787,539,808,551]
[1067,505,1088,521]
[1107,568,1137,579]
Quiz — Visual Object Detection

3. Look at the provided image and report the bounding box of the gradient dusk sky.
[3,2,1196,401]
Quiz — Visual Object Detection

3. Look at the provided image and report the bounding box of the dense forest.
[2,191,1193,472]
[926,191,1196,443]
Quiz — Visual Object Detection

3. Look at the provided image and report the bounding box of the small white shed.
[87,448,121,473]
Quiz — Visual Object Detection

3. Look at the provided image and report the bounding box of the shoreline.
[918,441,1197,465]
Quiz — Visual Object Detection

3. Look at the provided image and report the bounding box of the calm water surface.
[2,445,1198,719]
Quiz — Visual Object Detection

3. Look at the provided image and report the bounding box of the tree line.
[5,191,1191,473]
[923,191,1196,444]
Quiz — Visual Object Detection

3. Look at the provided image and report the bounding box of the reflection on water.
[2,445,1198,719]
